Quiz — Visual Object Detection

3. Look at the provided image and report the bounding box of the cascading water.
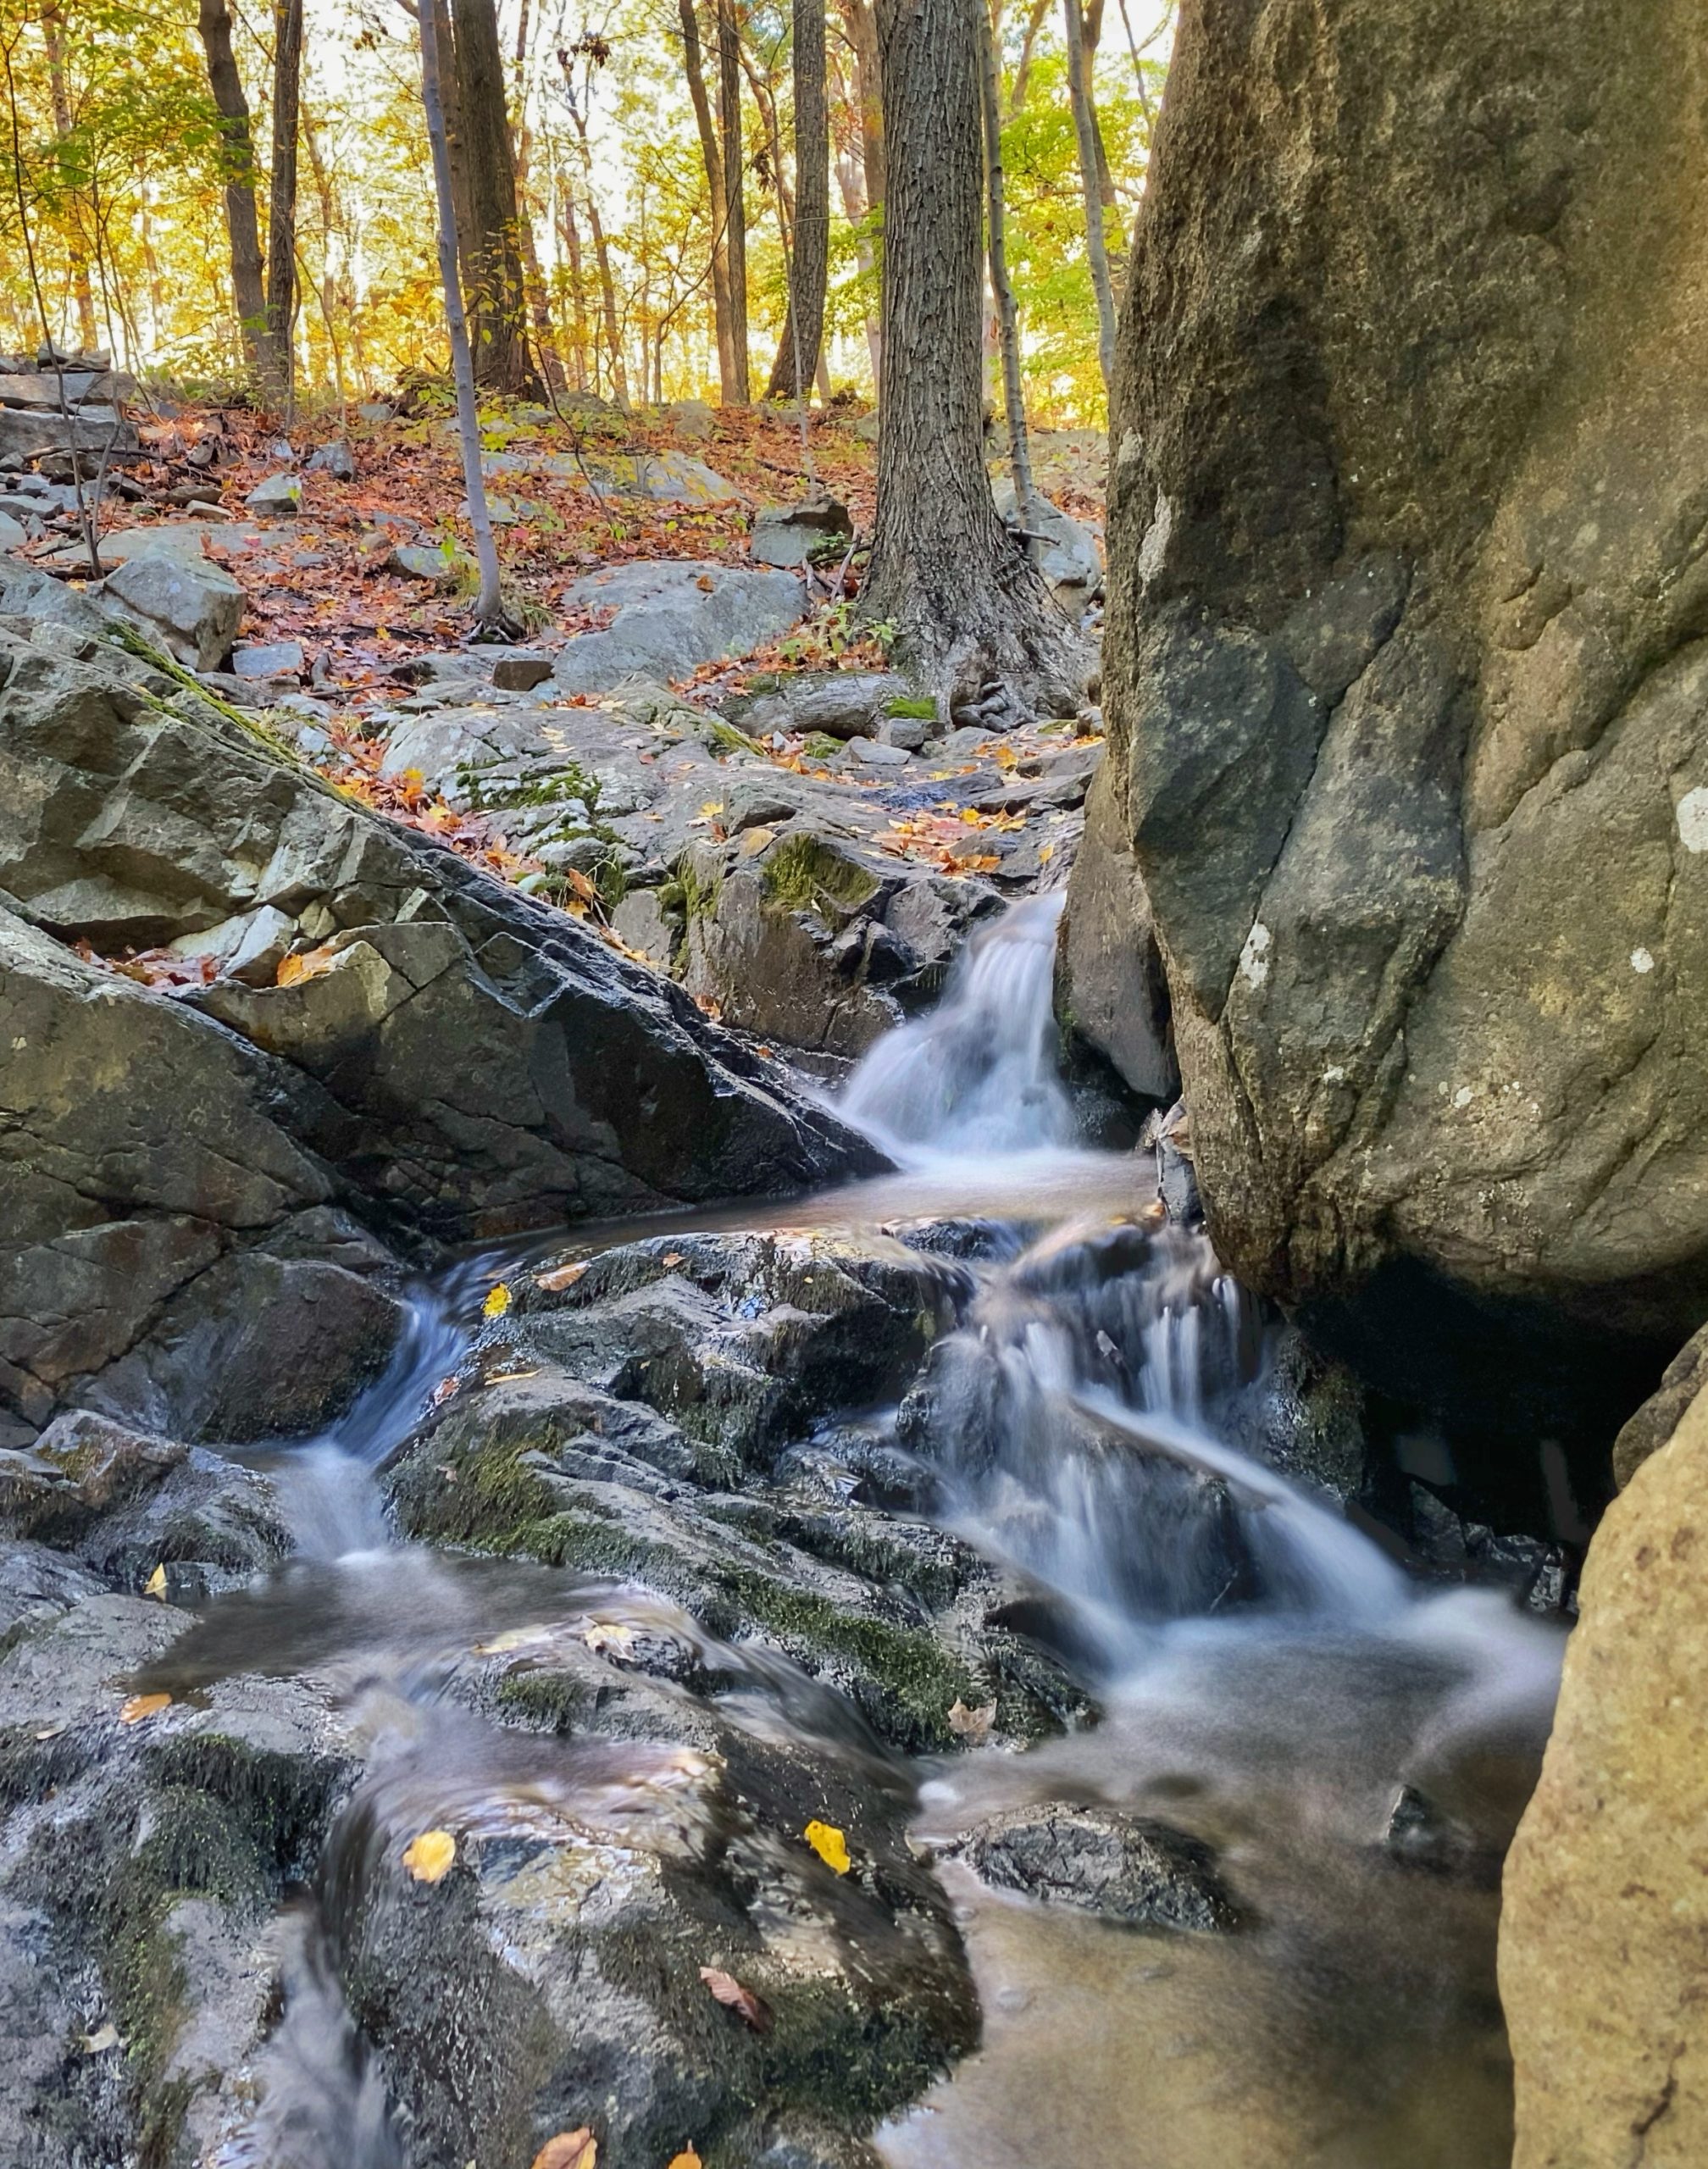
[147,894,1563,2169]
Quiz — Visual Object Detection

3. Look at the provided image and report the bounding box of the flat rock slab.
[481,446,740,502]
[552,560,806,695]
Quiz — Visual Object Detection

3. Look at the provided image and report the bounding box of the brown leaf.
[947,1698,996,1744]
[430,1373,462,1406]
[531,2132,597,2169]
[535,1260,588,1292]
[699,1966,774,2033]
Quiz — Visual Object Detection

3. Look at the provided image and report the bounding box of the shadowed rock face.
[1067,0,1708,1368]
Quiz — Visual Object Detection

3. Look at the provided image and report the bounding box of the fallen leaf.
[80,2022,120,2054]
[119,1692,171,1724]
[144,1563,168,1600]
[32,1723,66,1741]
[402,1828,457,1883]
[696,800,725,818]
[275,942,341,986]
[660,1251,685,1268]
[483,1367,540,1385]
[535,1260,588,1292]
[947,1698,996,1744]
[430,1373,462,1406]
[667,2150,703,2169]
[1038,841,1056,864]
[531,2131,597,2169]
[583,1620,636,1656]
[700,1966,774,2033]
[738,825,774,856]
[802,1819,851,1874]
[482,1282,513,1318]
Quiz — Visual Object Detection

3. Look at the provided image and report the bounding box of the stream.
[144,893,1565,2169]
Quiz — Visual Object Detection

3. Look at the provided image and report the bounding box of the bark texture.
[259,0,303,402]
[862,0,1076,704]
[1063,0,1117,392]
[679,0,738,402]
[448,0,537,394]
[195,0,266,377]
[717,0,751,402]
[765,0,829,402]
[1062,0,1708,1374]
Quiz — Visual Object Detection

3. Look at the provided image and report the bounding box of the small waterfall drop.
[840,891,1076,1157]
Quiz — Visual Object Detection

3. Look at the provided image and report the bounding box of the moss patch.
[760,832,880,918]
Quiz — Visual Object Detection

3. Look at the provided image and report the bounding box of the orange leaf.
[119,1691,172,1724]
[667,2152,703,2169]
[402,1828,457,1883]
[276,943,341,987]
[699,1967,774,2033]
[531,2132,597,2169]
[535,1260,588,1292]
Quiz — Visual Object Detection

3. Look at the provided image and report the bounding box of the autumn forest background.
[0,0,1170,426]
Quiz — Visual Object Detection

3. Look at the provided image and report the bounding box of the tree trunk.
[1008,0,1052,115]
[581,171,629,410]
[717,0,750,402]
[39,12,99,352]
[1064,0,1117,394]
[862,0,1074,702]
[449,0,537,394]
[258,0,302,406]
[840,0,883,222]
[418,0,507,626]
[195,0,266,378]
[558,182,591,391]
[765,0,828,402]
[833,145,881,385]
[978,0,1037,525]
[677,0,738,401]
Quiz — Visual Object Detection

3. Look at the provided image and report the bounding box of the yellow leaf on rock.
[1038,841,1056,865]
[531,2131,597,2169]
[119,1692,171,1724]
[482,1282,513,1318]
[667,2150,703,2168]
[802,1818,851,1874]
[402,1828,457,1883]
[144,1563,168,1600]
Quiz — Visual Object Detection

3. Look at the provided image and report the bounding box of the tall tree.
[194,0,265,378]
[448,0,538,393]
[1063,0,1117,392]
[862,0,1075,703]
[765,0,827,401]
[716,0,749,401]
[418,0,507,625]
[258,0,302,403]
[37,8,98,353]
[978,0,1037,524]
[675,0,738,401]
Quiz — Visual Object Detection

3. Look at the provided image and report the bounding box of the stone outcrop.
[1500,1379,1708,2166]
[1066,0,1708,1386]
[0,613,876,1440]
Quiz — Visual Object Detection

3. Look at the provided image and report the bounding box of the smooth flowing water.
[160,895,1563,2168]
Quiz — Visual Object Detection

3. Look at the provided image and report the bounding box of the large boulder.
[0,619,879,1437]
[1065,0,1708,1403]
[552,562,806,694]
[1500,1379,1708,2166]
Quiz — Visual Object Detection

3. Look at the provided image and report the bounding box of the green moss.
[801,731,844,763]
[759,832,879,918]
[702,717,762,757]
[495,1668,601,1732]
[713,1567,973,1751]
[882,693,938,721]
[758,1978,966,2124]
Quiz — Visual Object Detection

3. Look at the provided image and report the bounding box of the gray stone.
[1612,1322,1708,1489]
[244,472,302,515]
[1057,758,1176,1103]
[848,737,911,768]
[740,670,913,742]
[230,638,305,681]
[0,404,136,465]
[993,479,1103,602]
[305,439,354,480]
[490,651,554,691]
[356,399,394,424]
[750,497,853,569]
[552,561,805,693]
[0,513,25,550]
[388,541,458,583]
[103,547,244,670]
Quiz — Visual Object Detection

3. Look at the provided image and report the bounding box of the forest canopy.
[0,0,1170,424]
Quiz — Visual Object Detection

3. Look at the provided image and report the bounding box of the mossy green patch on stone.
[760,832,880,918]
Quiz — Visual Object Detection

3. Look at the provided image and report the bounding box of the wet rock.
[102,546,244,669]
[751,498,853,569]
[1067,0,1708,1371]
[1056,760,1176,1104]
[552,561,805,695]
[1612,1320,1708,1489]
[1501,1379,1708,2168]
[950,1802,1238,1933]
